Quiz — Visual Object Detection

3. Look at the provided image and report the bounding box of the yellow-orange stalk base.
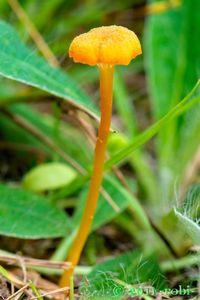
[59,64,114,288]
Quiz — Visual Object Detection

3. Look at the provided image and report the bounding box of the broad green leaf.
[73,176,133,231]
[80,250,165,299]
[175,210,200,246]
[0,183,71,239]
[144,0,200,172]
[144,4,182,118]
[144,0,200,119]
[23,162,77,192]
[0,20,98,118]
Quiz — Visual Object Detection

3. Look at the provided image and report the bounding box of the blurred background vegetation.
[0,0,199,298]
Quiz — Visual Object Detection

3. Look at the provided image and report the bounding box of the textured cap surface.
[69,25,142,66]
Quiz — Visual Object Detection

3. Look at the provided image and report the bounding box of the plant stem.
[161,253,200,272]
[69,276,74,300]
[59,64,114,287]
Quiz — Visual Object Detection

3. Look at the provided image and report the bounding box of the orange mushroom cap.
[69,25,142,66]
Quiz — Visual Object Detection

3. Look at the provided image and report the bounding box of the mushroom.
[60,25,142,287]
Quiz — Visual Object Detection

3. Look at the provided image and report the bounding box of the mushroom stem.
[59,64,114,287]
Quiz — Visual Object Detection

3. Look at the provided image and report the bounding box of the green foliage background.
[0,0,199,297]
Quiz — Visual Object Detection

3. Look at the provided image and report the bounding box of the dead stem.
[0,108,86,175]
[5,284,29,300]
[0,254,71,270]
[29,286,70,300]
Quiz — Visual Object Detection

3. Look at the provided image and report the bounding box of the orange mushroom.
[60,25,142,288]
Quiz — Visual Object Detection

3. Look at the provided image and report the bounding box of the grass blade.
[106,81,200,169]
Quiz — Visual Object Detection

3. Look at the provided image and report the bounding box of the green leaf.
[0,20,98,118]
[144,0,200,119]
[0,183,71,239]
[175,210,200,246]
[23,162,77,192]
[144,4,181,118]
[144,0,200,170]
[80,250,165,299]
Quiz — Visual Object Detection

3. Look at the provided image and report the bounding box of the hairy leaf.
[175,210,200,246]
[80,250,165,298]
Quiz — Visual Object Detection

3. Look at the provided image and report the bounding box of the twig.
[0,254,71,270]
[5,284,29,300]
[0,265,24,287]
[101,188,120,212]
[68,111,96,147]
[0,108,86,175]
[29,286,70,300]
[7,0,59,67]
[112,165,133,193]
[17,255,27,283]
